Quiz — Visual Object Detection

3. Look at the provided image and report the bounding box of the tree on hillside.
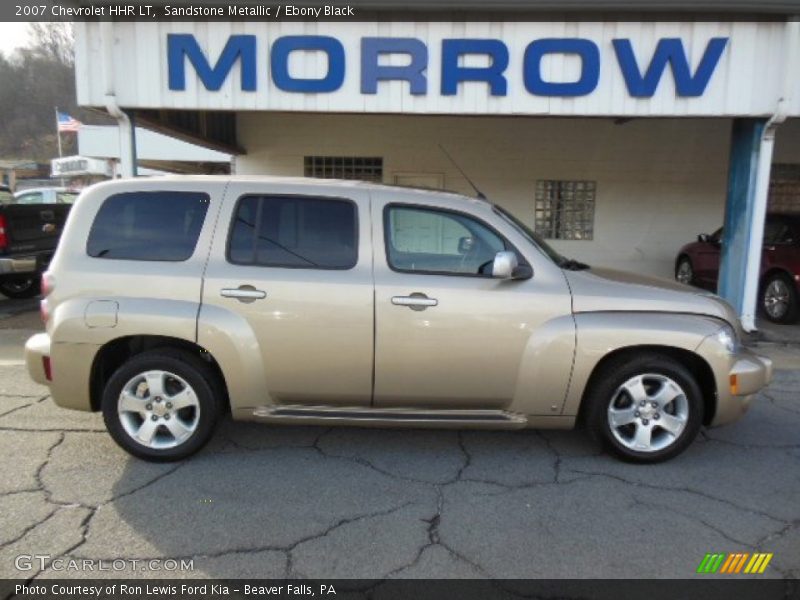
[0,23,108,161]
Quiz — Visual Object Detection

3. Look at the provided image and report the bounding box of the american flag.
[57,111,81,133]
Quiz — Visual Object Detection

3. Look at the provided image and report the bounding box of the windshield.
[492,204,567,266]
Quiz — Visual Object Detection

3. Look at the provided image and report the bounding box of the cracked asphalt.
[0,300,799,580]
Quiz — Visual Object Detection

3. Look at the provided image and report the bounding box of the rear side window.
[87,191,210,261]
[228,195,357,269]
[15,192,44,204]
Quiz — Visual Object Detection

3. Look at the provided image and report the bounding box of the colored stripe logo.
[697,553,773,574]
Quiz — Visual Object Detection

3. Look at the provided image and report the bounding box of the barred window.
[769,164,800,214]
[304,156,383,183]
[534,180,596,240]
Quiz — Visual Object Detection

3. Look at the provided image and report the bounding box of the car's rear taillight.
[40,299,50,324]
[41,271,54,296]
[0,214,7,250]
[40,272,54,325]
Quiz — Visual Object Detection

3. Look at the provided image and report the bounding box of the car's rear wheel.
[102,350,221,462]
[585,353,703,463]
[760,272,799,324]
[0,277,41,299]
[675,256,694,286]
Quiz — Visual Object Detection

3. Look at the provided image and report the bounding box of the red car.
[675,213,800,324]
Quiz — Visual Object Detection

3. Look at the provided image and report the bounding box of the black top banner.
[0,0,792,22]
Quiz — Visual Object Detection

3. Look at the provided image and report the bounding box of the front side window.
[86,191,210,261]
[228,195,358,270]
[764,220,790,245]
[385,206,506,276]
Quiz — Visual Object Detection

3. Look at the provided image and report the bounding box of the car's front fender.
[561,312,724,417]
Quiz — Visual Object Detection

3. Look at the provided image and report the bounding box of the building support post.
[718,119,779,332]
[718,18,796,331]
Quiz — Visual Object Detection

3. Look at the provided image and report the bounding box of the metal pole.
[128,110,138,177]
[54,107,65,186]
[54,107,63,158]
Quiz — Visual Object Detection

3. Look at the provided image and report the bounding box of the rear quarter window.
[86,191,210,261]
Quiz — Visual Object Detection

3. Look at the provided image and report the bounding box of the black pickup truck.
[0,185,71,299]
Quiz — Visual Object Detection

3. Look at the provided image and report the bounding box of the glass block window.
[304,156,383,183]
[769,164,800,214]
[534,180,596,240]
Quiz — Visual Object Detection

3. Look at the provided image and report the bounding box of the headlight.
[715,324,738,354]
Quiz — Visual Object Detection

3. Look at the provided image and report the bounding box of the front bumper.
[696,332,773,427]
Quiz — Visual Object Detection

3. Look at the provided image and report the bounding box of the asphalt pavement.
[0,298,798,580]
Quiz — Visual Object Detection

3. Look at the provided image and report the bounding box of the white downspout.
[100,21,135,178]
[740,19,798,331]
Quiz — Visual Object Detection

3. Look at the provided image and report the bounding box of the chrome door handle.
[221,287,267,301]
[392,294,438,311]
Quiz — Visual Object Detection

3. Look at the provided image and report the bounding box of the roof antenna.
[438,144,487,200]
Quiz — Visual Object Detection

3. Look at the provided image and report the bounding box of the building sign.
[51,156,112,178]
[167,34,728,99]
[75,21,795,117]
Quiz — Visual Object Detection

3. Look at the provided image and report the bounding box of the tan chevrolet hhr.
[25,176,772,463]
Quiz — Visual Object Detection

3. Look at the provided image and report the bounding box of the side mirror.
[457,236,474,254]
[697,234,709,243]
[491,251,532,280]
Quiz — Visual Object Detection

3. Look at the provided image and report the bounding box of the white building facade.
[74,11,800,328]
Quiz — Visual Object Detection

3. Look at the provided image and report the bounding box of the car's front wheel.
[585,353,703,463]
[760,272,798,324]
[102,349,221,462]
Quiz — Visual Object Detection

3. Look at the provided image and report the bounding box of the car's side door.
[199,182,374,408]
[694,228,723,286]
[762,217,798,272]
[371,194,574,413]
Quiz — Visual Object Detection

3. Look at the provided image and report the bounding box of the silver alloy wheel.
[763,278,791,320]
[676,259,693,285]
[117,370,201,449]
[607,373,689,453]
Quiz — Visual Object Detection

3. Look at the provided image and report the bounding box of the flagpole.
[54,107,63,158]
[54,108,64,186]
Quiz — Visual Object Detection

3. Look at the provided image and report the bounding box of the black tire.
[102,349,222,462]
[675,255,695,286]
[760,272,799,324]
[584,353,704,463]
[0,277,41,299]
